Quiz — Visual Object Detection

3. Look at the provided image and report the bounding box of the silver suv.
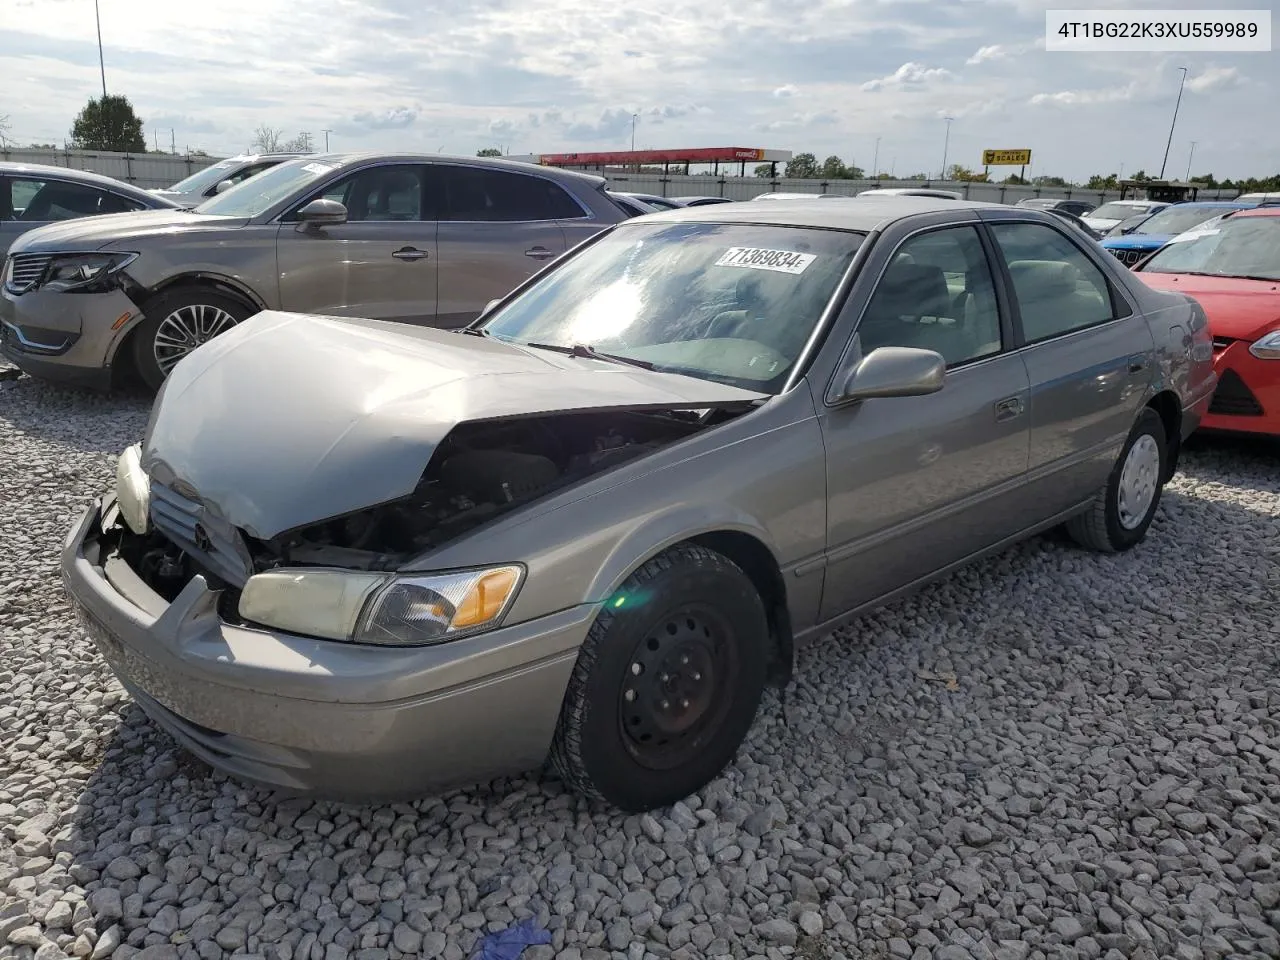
[1,153,626,390]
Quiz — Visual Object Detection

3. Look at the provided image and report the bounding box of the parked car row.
[58,193,1220,810]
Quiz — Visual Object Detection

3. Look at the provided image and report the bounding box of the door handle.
[524,247,555,260]
[994,396,1024,422]
[1127,354,1148,374]
[392,247,429,261]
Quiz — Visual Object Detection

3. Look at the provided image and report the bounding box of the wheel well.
[110,276,264,388]
[1146,390,1182,482]
[688,531,793,687]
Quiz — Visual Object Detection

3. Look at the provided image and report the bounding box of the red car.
[1135,206,1280,436]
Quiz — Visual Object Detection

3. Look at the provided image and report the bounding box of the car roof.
[634,195,1013,232]
[286,151,608,188]
[0,160,177,203]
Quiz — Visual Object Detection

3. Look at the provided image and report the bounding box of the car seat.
[1007,260,1108,340]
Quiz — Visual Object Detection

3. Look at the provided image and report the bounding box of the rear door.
[433,164,578,327]
[274,162,437,323]
[984,217,1155,512]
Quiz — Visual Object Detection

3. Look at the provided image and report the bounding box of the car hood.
[1081,217,1122,231]
[1138,272,1280,341]
[141,311,768,540]
[1102,234,1171,251]
[8,209,247,254]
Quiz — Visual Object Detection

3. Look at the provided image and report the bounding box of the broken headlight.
[238,565,524,646]
[42,252,138,292]
[115,443,151,535]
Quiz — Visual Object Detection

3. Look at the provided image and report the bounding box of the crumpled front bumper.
[61,496,592,800]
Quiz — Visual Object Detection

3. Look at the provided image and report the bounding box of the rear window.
[439,167,585,221]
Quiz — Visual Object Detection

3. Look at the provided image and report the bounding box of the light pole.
[94,0,107,98]
[1159,66,1188,180]
[322,129,332,151]
[872,137,880,177]
[631,114,639,152]
[941,117,954,180]
[1185,140,1197,181]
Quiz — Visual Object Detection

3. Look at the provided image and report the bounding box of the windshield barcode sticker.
[301,162,337,175]
[715,247,816,274]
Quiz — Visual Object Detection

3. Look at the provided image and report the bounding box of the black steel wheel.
[549,543,769,812]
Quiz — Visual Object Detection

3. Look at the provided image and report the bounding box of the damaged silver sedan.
[62,198,1215,811]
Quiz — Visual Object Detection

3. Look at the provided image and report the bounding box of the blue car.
[1101,201,1254,267]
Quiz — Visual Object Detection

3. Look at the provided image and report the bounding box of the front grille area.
[1107,248,1146,267]
[4,254,52,293]
[149,482,254,587]
[1208,368,1264,417]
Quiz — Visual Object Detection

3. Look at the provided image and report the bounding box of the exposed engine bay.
[244,407,743,572]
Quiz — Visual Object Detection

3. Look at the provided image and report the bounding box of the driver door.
[817,224,1033,620]
[275,163,438,323]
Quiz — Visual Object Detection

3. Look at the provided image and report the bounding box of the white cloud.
[773,85,798,98]
[1186,66,1241,94]
[860,62,951,92]
[967,44,1009,65]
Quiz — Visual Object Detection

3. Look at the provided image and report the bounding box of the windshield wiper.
[521,341,655,370]
[459,326,490,337]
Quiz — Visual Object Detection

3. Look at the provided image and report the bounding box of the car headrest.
[1008,259,1080,300]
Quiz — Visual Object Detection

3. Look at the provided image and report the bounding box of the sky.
[0,0,1275,183]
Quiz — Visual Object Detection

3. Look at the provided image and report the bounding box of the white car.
[1080,200,1169,235]
[857,188,961,200]
[149,153,302,208]
[1236,192,1280,204]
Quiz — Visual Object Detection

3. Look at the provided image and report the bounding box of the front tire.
[1066,407,1168,553]
[131,288,253,391]
[549,543,769,812]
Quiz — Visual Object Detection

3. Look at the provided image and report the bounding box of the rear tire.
[549,543,769,812]
[131,288,253,392]
[1066,407,1168,553]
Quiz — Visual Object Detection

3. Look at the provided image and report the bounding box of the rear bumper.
[1202,342,1280,437]
[61,497,593,800]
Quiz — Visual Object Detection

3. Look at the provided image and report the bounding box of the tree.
[904,173,929,181]
[0,115,10,149]
[1086,173,1119,190]
[1001,173,1028,185]
[70,95,146,152]
[27,142,57,149]
[476,147,503,157]
[752,163,774,178]
[784,153,819,179]
[820,155,847,179]
[1032,175,1068,187]
[251,124,285,152]
[946,164,988,182]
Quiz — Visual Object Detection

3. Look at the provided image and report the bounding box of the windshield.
[163,158,241,195]
[1090,202,1153,221]
[1141,215,1280,280]
[193,158,342,217]
[479,221,863,392]
[1134,206,1231,236]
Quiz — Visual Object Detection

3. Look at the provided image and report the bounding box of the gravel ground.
[2,363,1280,960]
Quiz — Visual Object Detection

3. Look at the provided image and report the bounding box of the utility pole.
[872,137,880,177]
[322,129,332,151]
[1159,66,1188,180]
[1185,140,1197,181]
[170,129,175,153]
[940,117,954,180]
[94,0,107,98]
[631,114,639,152]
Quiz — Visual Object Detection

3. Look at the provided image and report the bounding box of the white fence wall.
[0,147,221,189]
[0,148,1245,203]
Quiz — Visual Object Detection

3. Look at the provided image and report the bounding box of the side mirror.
[294,198,348,228]
[835,346,945,403]
[214,179,236,194]
[479,299,501,319]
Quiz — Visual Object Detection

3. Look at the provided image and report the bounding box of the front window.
[164,159,242,196]
[478,221,863,393]
[1090,203,1151,221]
[1141,215,1280,281]
[1132,206,1229,236]
[194,158,343,218]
